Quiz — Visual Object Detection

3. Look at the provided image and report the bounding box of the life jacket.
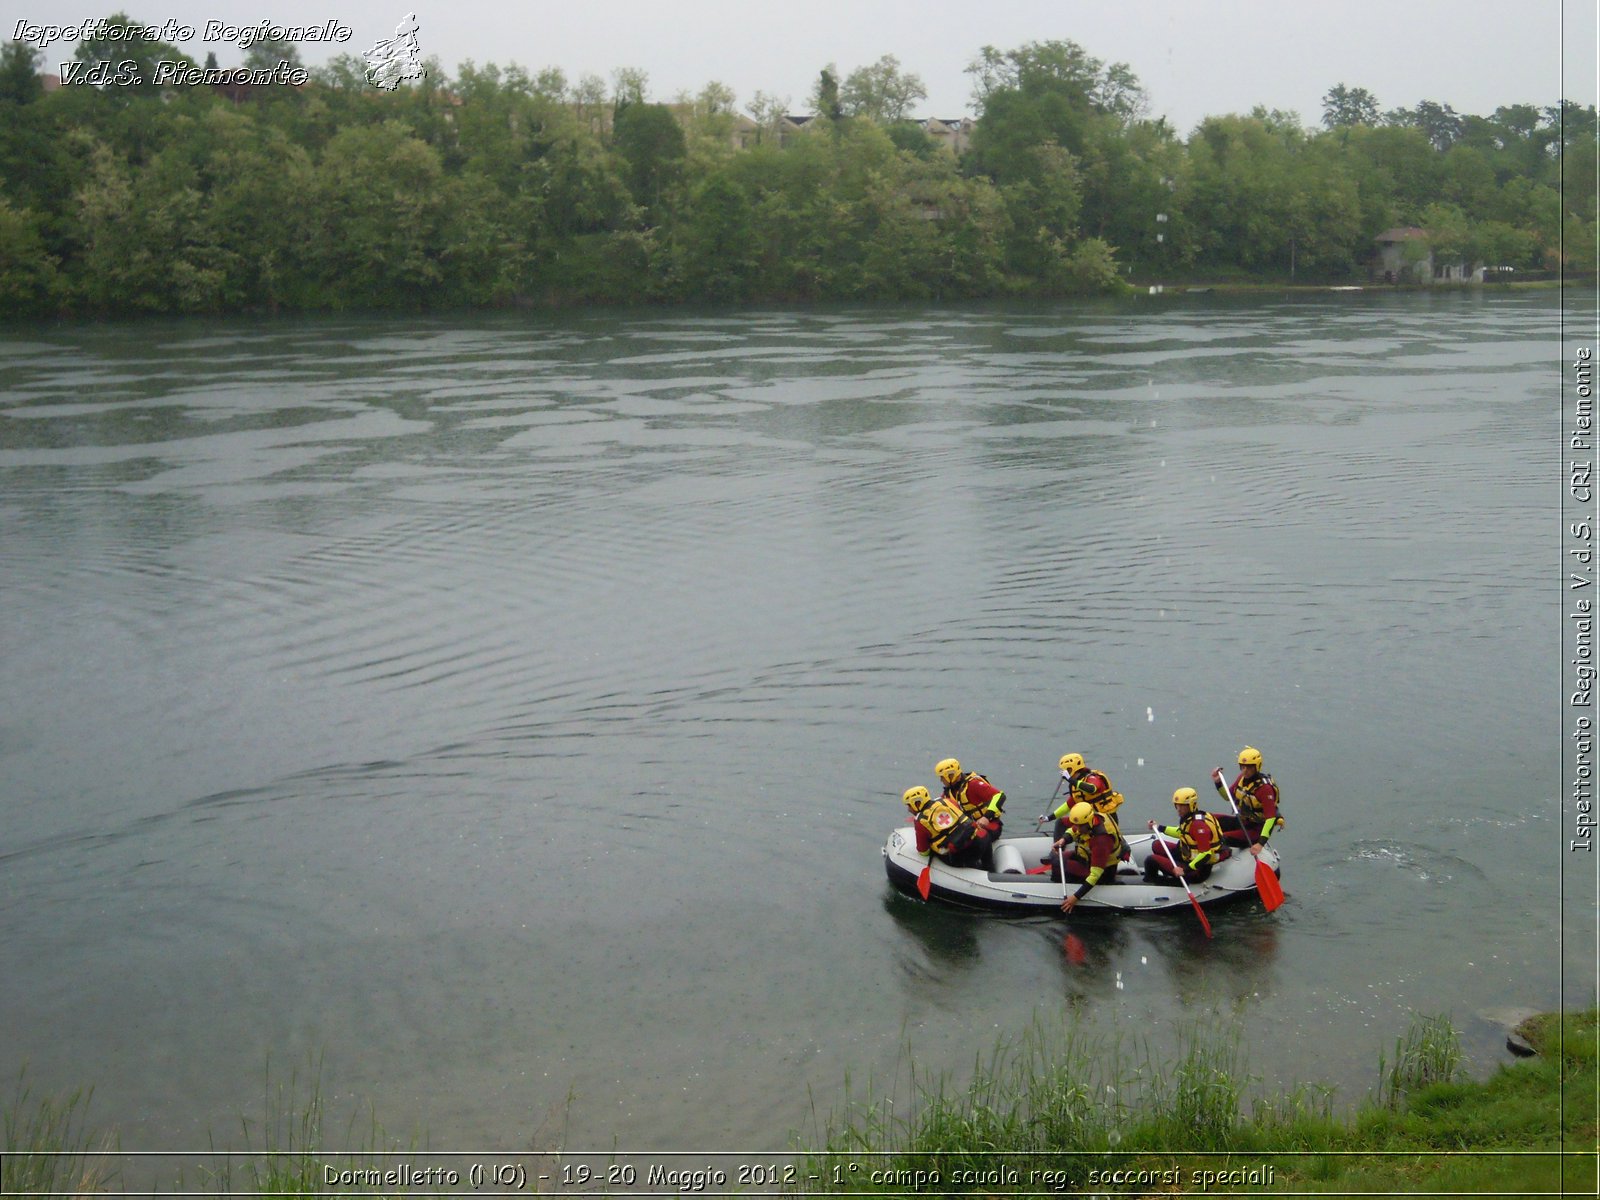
[1068,810,1129,863]
[1176,810,1226,869]
[944,771,1000,816]
[1234,772,1278,822]
[917,796,978,857]
[1072,769,1125,816]
[1065,810,1129,888]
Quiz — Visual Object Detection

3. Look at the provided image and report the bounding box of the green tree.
[965,39,1148,183]
[1322,84,1380,129]
[840,55,927,123]
[309,52,369,90]
[812,65,842,122]
[1343,123,1440,216]
[1438,144,1497,213]
[612,102,686,220]
[531,67,567,102]
[527,129,635,237]
[746,91,790,144]
[0,199,62,315]
[571,73,607,131]
[0,41,44,104]
[0,88,83,231]
[1076,114,1184,263]
[1554,104,1598,239]
[72,11,194,94]
[1471,219,1539,268]
[1417,201,1470,266]
[674,80,741,163]
[1386,100,1463,151]
[967,40,1143,121]
[185,107,317,309]
[997,141,1084,277]
[611,67,647,114]
[75,140,228,311]
[665,169,757,301]
[243,35,303,71]
[1183,113,1360,276]
[308,121,490,308]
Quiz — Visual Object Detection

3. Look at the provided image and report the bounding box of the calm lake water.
[0,292,1588,1171]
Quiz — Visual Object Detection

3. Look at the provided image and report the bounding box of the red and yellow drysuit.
[1215,771,1282,846]
[1148,809,1226,882]
[1055,810,1130,896]
[913,795,996,869]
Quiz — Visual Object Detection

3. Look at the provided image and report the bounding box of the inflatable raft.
[883,825,1281,915]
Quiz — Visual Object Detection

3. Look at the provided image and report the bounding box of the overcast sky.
[14,0,1599,131]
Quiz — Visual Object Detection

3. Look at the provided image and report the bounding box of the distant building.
[777,114,815,145]
[921,117,975,154]
[728,114,760,149]
[744,112,976,153]
[1372,227,1482,284]
[657,102,760,151]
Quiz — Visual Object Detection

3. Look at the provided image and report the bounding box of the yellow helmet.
[1059,753,1085,774]
[1067,801,1096,826]
[903,786,930,812]
[1237,746,1263,769]
[935,758,963,785]
[1172,787,1199,811]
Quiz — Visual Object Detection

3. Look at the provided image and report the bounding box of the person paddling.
[1041,752,1124,855]
[1145,787,1225,883]
[1212,746,1283,855]
[1055,753,1124,817]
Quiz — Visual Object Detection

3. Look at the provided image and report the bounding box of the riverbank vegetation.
[0,16,1594,319]
[3,1009,1594,1196]
[800,1007,1597,1196]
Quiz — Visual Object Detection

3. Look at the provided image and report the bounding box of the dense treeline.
[0,20,1594,317]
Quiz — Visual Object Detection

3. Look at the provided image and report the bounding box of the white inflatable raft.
[882,825,1281,915]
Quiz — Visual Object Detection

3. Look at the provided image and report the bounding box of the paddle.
[1147,825,1213,937]
[1057,845,1087,964]
[1172,852,1214,938]
[1035,775,1066,832]
[1217,768,1285,912]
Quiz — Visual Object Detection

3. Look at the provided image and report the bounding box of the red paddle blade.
[1189,893,1214,938]
[1255,860,1284,911]
[916,865,931,900]
[1062,931,1087,964]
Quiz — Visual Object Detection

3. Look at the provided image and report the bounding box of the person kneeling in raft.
[1053,801,1129,913]
[1145,787,1225,883]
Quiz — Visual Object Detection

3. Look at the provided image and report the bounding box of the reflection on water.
[0,293,1580,1157]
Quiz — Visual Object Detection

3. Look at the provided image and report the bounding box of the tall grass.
[797,1014,1258,1192]
[797,1007,1595,1196]
[0,1072,117,1198]
[1376,1011,1462,1109]
[5,1009,1591,1198]
[198,1056,407,1197]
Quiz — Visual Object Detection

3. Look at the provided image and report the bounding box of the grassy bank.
[2,1010,1594,1196]
[797,1008,1597,1196]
